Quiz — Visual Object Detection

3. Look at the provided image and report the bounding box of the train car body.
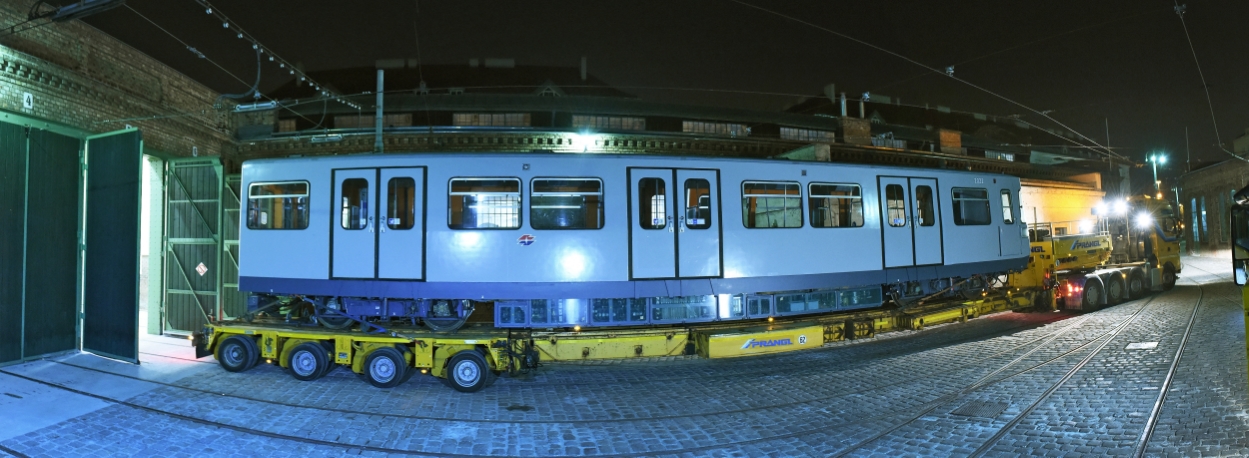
[238,152,1028,329]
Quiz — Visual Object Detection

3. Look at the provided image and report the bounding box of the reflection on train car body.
[238,153,1029,331]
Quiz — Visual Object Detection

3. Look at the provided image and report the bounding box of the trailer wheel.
[1082,280,1103,311]
[1162,264,1177,291]
[287,342,329,381]
[1105,276,1126,305]
[443,351,494,393]
[1127,270,1145,298]
[363,347,408,389]
[319,342,337,377]
[216,335,259,373]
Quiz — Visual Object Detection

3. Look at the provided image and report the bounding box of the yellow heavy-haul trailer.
[1010,196,1183,311]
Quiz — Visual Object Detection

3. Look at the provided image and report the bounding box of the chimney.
[840,92,847,117]
[823,83,836,105]
[580,56,587,81]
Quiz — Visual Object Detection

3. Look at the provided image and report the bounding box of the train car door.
[878,177,914,268]
[998,188,1022,256]
[911,178,943,265]
[332,169,376,278]
[377,167,425,280]
[676,169,721,278]
[629,168,722,279]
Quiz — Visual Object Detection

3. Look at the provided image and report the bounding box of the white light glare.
[1093,203,1107,216]
[1114,201,1128,215]
[1078,219,1094,234]
[1135,212,1153,229]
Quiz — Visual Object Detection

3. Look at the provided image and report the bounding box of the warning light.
[768,317,774,322]
[573,325,581,332]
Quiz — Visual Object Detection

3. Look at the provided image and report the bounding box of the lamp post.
[1148,153,1167,195]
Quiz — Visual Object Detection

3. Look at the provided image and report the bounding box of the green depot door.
[82,130,142,363]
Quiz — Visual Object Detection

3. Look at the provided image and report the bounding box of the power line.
[726,0,1125,162]
[1171,2,1247,163]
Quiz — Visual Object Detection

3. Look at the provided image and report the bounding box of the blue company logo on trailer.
[741,338,793,350]
[1031,246,1045,253]
[518,234,535,246]
[1069,239,1101,250]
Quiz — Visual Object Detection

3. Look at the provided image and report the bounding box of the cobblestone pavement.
[1,253,1245,457]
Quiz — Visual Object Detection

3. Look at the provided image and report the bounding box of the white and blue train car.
[238,153,1029,330]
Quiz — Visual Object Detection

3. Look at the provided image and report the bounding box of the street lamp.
[1147,153,1167,195]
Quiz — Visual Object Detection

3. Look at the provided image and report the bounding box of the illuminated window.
[448,178,521,229]
[340,179,369,230]
[247,181,309,230]
[985,151,1016,161]
[915,185,935,227]
[572,115,645,131]
[683,121,750,137]
[808,183,863,228]
[780,127,836,143]
[452,113,531,127]
[742,181,801,228]
[1001,190,1015,224]
[386,178,416,230]
[952,187,991,225]
[530,178,603,229]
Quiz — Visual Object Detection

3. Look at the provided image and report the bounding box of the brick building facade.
[1179,159,1249,252]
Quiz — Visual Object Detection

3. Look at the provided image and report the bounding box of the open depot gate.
[162,159,244,335]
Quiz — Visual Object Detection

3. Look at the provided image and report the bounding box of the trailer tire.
[1127,270,1146,299]
[1082,279,1103,312]
[363,347,408,388]
[1105,276,1127,305]
[319,342,337,377]
[443,351,492,393]
[216,335,259,373]
[1162,264,1177,291]
[287,342,329,381]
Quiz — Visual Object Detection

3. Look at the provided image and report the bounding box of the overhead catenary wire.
[1170,2,1247,163]
[726,0,1125,162]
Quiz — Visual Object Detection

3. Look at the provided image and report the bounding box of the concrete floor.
[1,252,1246,457]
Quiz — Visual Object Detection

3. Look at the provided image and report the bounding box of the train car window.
[340,179,369,230]
[809,183,863,228]
[952,187,991,225]
[742,181,802,228]
[684,179,712,230]
[530,178,604,230]
[448,178,521,229]
[916,185,935,227]
[1000,189,1015,224]
[387,177,416,230]
[886,184,906,227]
[247,181,309,230]
[639,178,666,229]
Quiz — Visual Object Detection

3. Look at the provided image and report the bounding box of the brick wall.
[0,0,234,158]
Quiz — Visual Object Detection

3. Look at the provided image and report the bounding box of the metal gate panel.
[82,130,142,363]
[163,159,221,334]
[0,123,27,365]
[221,175,244,318]
[23,130,80,357]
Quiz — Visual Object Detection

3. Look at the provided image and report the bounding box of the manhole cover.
[1126,342,1159,350]
[951,400,1010,418]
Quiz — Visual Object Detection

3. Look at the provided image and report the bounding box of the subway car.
[238,152,1029,331]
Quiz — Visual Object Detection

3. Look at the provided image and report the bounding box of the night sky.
[71,0,1249,184]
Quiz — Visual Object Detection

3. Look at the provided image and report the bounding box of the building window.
[453,113,531,127]
[276,119,296,133]
[952,187,991,225]
[808,183,863,228]
[530,178,603,229]
[247,181,309,230]
[448,178,521,229]
[885,185,907,227]
[333,113,412,129]
[1001,190,1015,224]
[780,127,836,143]
[683,121,750,137]
[572,115,645,131]
[742,181,801,228]
[985,151,1016,162]
[1192,197,1200,243]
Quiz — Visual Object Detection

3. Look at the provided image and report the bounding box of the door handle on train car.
[668,215,674,233]
[369,216,374,233]
[678,216,686,233]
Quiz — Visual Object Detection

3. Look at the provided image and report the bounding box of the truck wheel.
[216,335,259,373]
[1082,280,1103,312]
[1127,271,1145,298]
[1105,276,1126,305]
[319,342,337,377]
[363,347,408,388]
[287,342,329,381]
[443,351,493,393]
[1162,264,1177,291]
